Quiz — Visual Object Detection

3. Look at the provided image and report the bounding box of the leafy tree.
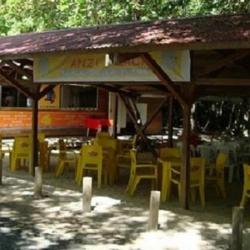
[0,0,250,35]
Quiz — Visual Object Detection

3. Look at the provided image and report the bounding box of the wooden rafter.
[196,78,250,86]
[0,68,34,97]
[4,60,33,80]
[168,96,174,147]
[141,53,186,107]
[111,53,141,64]
[197,50,250,78]
[94,83,137,98]
[119,94,147,139]
[130,98,142,124]
[139,96,168,134]
[120,93,158,157]
[120,94,138,124]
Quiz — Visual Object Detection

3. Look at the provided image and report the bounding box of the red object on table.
[84,117,112,130]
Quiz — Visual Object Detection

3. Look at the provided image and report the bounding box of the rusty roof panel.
[0,14,250,57]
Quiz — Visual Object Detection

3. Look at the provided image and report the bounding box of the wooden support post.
[113,95,118,138]
[120,93,158,157]
[181,105,191,210]
[231,206,244,250]
[31,96,39,176]
[168,97,174,147]
[130,98,142,124]
[82,177,92,213]
[141,53,186,107]
[34,166,42,197]
[0,152,2,185]
[147,190,161,231]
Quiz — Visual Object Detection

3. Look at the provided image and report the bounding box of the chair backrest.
[117,139,133,154]
[58,139,67,158]
[243,164,250,189]
[96,132,111,140]
[39,141,48,155]
[81,144,103,165]
[215,152,227,172]
[39,141,48,169]
[38,133,45,143]
[95,136,117,152]
[190,157,205,185]
[160,147,181,159]
[13,135,31,155]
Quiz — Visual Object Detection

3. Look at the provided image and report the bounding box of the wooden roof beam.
[140,53,187,107]
[197,50,250,78]
[96,83,138,98]
[3,60,33,80]
[140,96,168,133]
[0,68,33,97]
[196,78,250,86]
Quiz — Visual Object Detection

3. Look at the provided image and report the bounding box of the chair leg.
[161,168,170,202]
[240,188,247,207]
[126,172,135,193]
[10,156,16,171]
[55,161,64,177]
[228,165,234,183]
[178,184,181,203]
[109,162,116,185]
[199,185,205,208]
[75,161,82,183]
[191,188,197,203]
[76,167,83,186]
[129,177,140,196]
[97,166,102,188]
[217,179,226,199]
[167,182,172,201]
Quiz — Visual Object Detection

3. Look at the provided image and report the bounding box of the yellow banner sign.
[34,50,190,82]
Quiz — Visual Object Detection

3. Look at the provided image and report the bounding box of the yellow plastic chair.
[75,144,103,188]
[96,131,111,138]
[206,152,227,199]
[127,149,158,195]
[10,135,32,171]
[116,140,133,180]
[38,133,46,143]
[55,139,77,177]
[169,157,206,207]
[94,137,117,185]
[0,135,7,159]
[157,147,181,202]
[159,147,181,159]
[240,164,250,207]
[39,141,49,172]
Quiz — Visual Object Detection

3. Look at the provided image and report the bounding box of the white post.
[231,206,244,250]
[147,190,161,231]
[82,177,92,213]
[34,166,42,197]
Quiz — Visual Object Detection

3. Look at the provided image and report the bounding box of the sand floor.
[1,153,250,250]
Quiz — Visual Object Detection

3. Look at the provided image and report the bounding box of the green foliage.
[0,0,249,35]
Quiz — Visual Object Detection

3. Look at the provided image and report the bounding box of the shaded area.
[1,167,250,250]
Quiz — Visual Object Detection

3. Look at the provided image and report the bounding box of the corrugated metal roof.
[0,14,250,58]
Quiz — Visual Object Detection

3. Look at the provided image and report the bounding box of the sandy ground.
[1,152,250,250]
